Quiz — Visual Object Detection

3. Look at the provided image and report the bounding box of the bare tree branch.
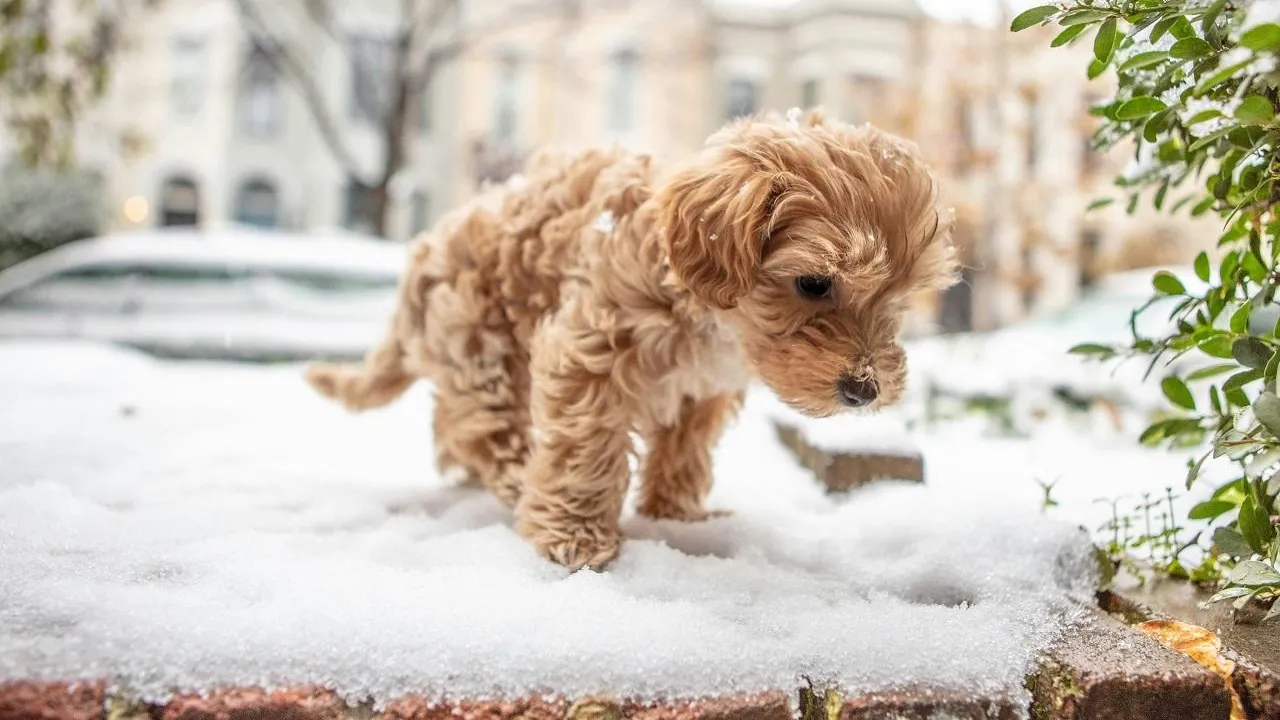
[231,0,367,182]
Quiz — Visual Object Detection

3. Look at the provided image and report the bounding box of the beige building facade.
[0,0,1221,332]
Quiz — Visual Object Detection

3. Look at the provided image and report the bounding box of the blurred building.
[0,0,1221,332]
[912,18,1221,332]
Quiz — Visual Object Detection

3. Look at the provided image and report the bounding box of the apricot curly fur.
[306,110,959,569]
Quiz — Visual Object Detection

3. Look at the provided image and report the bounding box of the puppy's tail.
[306,329,416,411]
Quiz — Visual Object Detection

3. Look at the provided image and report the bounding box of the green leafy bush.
[1012,0,1279,621]
[0,166,103,270]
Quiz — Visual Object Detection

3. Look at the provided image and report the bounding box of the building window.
[1026,92,1041,174]
[349,34,392,123]
[159,175,200,227]
[801,78,820,109]
[344,179,377,234]
[239,42,283,137]
[1081,92,1104,175]
[725,77,758,120]
[957,97,972,171]
[171,37,207,118]
[493,51,520,142]
[846,74,887,125]
[608,47,640,134]
[1079,228,1101,289]
[937,265,974,334]
[1021,244,1037,311]
[233,177,280,228]
[418,73,433,134]
[410,191,430,235]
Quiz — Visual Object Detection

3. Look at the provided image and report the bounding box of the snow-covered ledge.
[752,388,924,491]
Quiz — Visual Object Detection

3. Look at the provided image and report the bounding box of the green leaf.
[1119,50,1167,73]
[1087,57,1107,80]
[1115,97,1168,120]
[1201,335,1236,358]
[1227,558,1280,586]
[1086,197,1114,212]
[1185,108,1224,126]
[1189,126,1233,152]
[1209,585,1257,603]
[1051,23,1089,47]
[1214,478,1248,502]
[1169,16,1196,40]
[1202,0,1227,33]
[1151,16,1178,43]
[1215,527,1256,557]
[1152,270,1186,295]
[1094,17,1118,65]
[1237,96,1276,124]
[1194,252,1211,282]
[1162,376,1196,410]
[1265,601,1280,623]
[1255,392,1280,437]
[1060,9,1110,26]
[1235,337,1274,369]
[1224,369,1265,393]
[1188,363,1239,381]
[1010,4,1058,32]
[1068,342,1116,358]
[1241,22,1280,51]
[1170,36,1213,59]
[1196,58,1255,95]
[1189,499,1236,520]
[1232,303,1253,334]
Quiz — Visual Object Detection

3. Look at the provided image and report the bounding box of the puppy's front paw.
[541,534,620,571]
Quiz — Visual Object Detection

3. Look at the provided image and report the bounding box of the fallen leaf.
[1136,619,1244,720]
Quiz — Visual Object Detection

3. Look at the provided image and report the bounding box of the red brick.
[382,696,567,720]
[623,693,791,720]
[0,680,105,720]
[159,685,348,720]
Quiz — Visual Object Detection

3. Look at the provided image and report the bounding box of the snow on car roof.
[0,227,410,296]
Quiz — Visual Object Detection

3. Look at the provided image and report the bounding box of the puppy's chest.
[647,326,749,426]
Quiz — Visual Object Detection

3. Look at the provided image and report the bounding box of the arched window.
[608,47,640,134]
[492,50,521,142]
[725,77,759,120]
[233,177,280,228]
[159,175,200,227]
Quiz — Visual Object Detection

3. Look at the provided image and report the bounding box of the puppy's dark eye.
[795,275,833,300]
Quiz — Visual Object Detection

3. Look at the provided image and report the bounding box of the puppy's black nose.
[837,376,878,408]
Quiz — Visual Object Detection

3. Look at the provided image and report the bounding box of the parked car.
[0,227,408,361]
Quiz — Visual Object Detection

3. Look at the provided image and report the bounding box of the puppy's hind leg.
[429,350,531,508]
[636,392,743,521]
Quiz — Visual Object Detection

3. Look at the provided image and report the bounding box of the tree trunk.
[369,181,391,238]
[372,21,414,239]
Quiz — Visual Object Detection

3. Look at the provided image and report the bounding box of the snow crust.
[0,340,1110,707]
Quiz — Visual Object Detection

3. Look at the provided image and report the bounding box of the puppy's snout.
[837,375,878,408]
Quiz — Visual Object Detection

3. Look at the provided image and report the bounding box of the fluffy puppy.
[306,109,958,569]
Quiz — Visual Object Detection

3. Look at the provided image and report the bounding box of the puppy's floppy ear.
[657,152,779,310]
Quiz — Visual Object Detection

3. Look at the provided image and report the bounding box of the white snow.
[0,339,1125,708]
[1240,0,1280,32]
[594,210,616,234]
